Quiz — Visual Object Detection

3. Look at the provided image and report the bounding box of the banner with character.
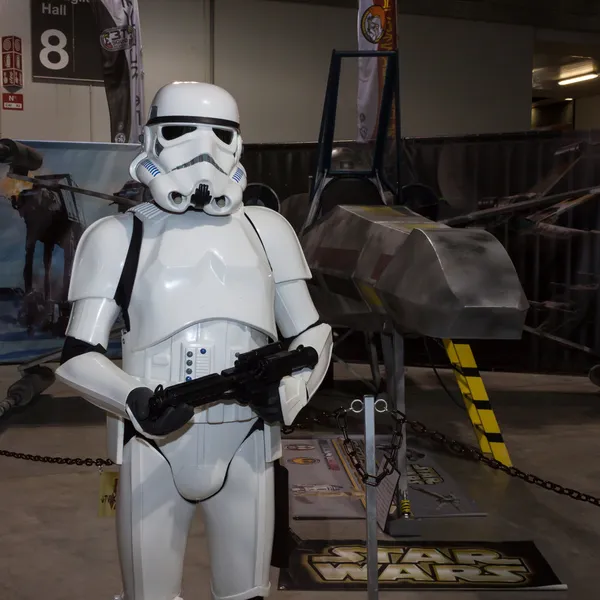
[357,0,397,142]
[90,0,145,144]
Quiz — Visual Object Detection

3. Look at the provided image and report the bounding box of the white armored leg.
[117,437,197,600]
[201,430,275,600]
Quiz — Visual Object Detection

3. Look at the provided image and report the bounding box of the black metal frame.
[303,50,402,231]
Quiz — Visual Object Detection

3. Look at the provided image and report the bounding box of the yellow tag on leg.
[98,470,120,518]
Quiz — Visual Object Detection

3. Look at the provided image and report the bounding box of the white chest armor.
[121,203,277,423]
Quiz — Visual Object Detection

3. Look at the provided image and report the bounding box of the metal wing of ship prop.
[439,139,600,380]
[280,50,529,341]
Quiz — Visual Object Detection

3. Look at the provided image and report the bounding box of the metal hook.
[375,398,388,413]
[350,398,364,413]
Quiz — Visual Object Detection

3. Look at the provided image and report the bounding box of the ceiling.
[533,39,600,99]
[267,0,600,32]
[264,0,355,6]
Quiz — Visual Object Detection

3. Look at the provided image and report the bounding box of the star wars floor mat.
[278,539,567,592]
[284,436,485,520]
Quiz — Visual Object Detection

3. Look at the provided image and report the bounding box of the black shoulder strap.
[245,213,273,272]
[245,213,277,342]
[114,214,143,332]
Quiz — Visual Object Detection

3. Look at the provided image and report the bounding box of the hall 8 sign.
[30,0,103,85]
[39,28,69,71]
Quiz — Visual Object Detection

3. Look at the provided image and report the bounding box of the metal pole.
[363,395,379,600]
[380,332,395,399]
[393,331,408,511]
[366,333,382,390]
[394,13,403,203]
[89,86,94,141]
[208,0,215,84]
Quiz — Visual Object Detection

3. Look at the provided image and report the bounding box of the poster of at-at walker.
[0,140,143,363]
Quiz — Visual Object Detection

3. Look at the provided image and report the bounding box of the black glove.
[247,387,284,424]
[126,387,194,437]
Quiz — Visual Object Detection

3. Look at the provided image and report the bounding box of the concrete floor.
[1,362,599,600]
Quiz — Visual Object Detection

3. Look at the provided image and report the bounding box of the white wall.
[0,0,535,143]
[214,0,358,143]
[138,0,211,110]
[397,15,534,137]
[0,0,358,144]
[0,0,211,142]
[574,96,600,130]
[0,0,110,141]
[218,8,536,140]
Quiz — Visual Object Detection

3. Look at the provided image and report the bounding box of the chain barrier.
[330,404,600,507]
[2,402,600,507]
[392,409,600,506]
[0,448,113,468]
[336,406,400,486]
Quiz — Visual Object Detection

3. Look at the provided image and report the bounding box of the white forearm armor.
[275,280,332,425]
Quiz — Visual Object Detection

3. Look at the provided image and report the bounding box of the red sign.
[2,36,22,54]
[2,92,24,111]
[2,69,23,89]
[2,36,23,93]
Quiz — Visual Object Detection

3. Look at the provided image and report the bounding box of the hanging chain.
[2,402,600,507]
[0,448,113,468]
[387,409,600,507]
[335,407,399,486]
[329,405,600,507]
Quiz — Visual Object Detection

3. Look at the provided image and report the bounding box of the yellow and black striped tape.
[443,340,512,467]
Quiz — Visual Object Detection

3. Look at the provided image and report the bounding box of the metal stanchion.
[351,394,389,600]
[382,330,420,536]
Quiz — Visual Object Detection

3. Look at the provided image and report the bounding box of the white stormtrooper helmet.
[130,81,247,215]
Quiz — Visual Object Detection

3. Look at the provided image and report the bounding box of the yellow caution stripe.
[443,340,512,467]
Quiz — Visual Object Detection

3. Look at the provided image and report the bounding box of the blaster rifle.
[148,341,318,419]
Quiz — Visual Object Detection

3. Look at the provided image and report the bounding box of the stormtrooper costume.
[55,81,333,600]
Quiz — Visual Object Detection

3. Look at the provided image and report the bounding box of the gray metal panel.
[248,129,600,372]
[295,202,528,339]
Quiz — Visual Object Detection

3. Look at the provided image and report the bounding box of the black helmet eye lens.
[161,125,197,140]
[213,128,234,144]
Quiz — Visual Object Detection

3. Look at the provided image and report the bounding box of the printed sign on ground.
[279,539,566,591]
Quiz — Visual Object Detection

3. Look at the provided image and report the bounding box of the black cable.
[423,337,467,412]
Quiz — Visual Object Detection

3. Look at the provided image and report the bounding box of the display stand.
[364,395,379,600]
[380,328,421,537]
[351,394,388,600]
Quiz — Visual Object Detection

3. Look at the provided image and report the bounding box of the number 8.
[40,29,69,71]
